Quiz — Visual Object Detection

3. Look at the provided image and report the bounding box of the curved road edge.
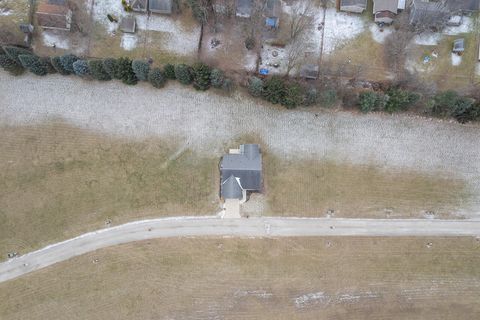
[1,216,479,283]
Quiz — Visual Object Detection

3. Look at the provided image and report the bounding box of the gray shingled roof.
[221,175,244,199]
[340,0,367,7]
[149,0,172,13]
[447,0,480,12]
[373,0,398,14]
[236,0,253,17]
[220,144,262,194]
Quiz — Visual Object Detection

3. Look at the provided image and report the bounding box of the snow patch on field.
[41,31,70,49]
[294,290,380,308]
[137,15,200,55]
[121,34,138,51]
[370,24,393,44]
[451,53,462,66]
[413,33,442,46]
[92,0,126,34]
[323,8,365,54]
[0,8,13,16]
[444,17,473,35]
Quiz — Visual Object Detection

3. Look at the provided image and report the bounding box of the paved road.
[1,216,479,283]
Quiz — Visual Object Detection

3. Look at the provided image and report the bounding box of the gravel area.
[1,73,480,215]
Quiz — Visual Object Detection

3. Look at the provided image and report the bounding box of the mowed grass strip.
[0,237,479,319]
[264,154,473,218]
[0,122,219,258]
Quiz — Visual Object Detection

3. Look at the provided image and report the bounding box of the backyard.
[1,236,479,319]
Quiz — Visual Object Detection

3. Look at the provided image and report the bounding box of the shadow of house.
[149,0,173,14]
[220,144,262,201]
[339,0,367,14]
[36,2,72,31]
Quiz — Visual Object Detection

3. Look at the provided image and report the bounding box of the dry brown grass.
[0,0,30,45]
[0,121,219,259]
[264,153,473,218]
[1,236,479,319]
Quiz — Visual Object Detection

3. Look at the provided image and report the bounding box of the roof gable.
[373,0,398,14]
[221,175,244,199]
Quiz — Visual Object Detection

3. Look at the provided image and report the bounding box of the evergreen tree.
[192,62,211,91]
[163,63,176,79]
[39,57,57,74]
[222,78,234,93]
[72,59,90,77]
[210,68,225,88]
[248,76,263,97]
[116,57,137,85]
[303,87,318,106]
[60,54,79,74]
[2,46,32,64]
[281,82,303,109]
[174,64,192,85]
[0,54,25,75]
[18,54,48,76]
[51,56,70,75]
[359,91,379,113]
[88,60,111,81]
[262,76,285,104]
[148,67,166,88]
[102,58,119,79]
[132,60,150,81]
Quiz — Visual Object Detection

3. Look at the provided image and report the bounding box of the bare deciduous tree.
[285,35,308,76]
[288,0,316,41]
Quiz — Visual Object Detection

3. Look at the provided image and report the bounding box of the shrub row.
[247,75,320,109]
[0,46,234,95]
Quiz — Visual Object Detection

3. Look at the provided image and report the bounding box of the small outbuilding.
[300,64,319,80]
[220,144,262,201]
[265,0,281,28]
[36,2,72,31]
[339,0,367,14]
[453,38,465,55]
[236,0,253,18]
[120,16,136,33]
[130,0,148,12]
[149,0,173,14]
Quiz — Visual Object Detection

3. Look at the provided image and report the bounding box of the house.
[130,0,148,12]
[446,0,480,13]
[373,0,398,24]
[149,0,172,14]
[36,2,72,31]
[265,0,281,28]
[236,0,253,18]
[120,16,136,33]
[220,144,262,201]
[339,0,367,14]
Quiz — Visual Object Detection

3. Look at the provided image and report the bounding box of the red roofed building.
[36,2,72,31]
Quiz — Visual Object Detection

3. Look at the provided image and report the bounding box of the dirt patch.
[0,0,30,45]
[0,121,219,259]
[0,236,479,319]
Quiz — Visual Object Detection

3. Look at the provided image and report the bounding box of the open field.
[1,236,479,319]
[1,74,479,221]
[264,154,473,218]
[0,121,219,259]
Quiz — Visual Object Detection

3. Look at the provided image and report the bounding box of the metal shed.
[149,0,172,14]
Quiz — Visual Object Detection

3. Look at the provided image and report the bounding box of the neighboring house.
[220,144,262,201]
[236,0,253,18]
[447,0,480,13]
[409,0,449,26]
[130,0,148,12]
[36,2,72,31]
[149,0,172,14]
[339,0,367,14]
[373,0,398,24]
[265,0,281,28]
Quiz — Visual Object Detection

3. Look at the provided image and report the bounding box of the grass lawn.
[0,0,30,45]
[264,153,473,218]
[1,236,479,319]
[0,121,219,260]
[322,31,390,81]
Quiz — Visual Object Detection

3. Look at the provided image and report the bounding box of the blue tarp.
[259,68,269,75]
[265,17,278,27]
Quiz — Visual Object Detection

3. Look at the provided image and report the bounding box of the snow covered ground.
[451,53,462,66]
[41,31,70,50]
[92,0,126,35]
[413,17,474,46]
[121,34,138,51]
[259,44,288,75]
[370,24,393,44]
[322,8,365,54]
